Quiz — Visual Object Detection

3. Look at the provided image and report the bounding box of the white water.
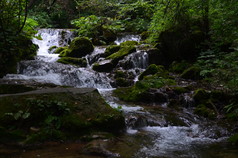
[115,34,141,45]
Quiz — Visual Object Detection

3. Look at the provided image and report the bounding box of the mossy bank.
[0,87,125,144]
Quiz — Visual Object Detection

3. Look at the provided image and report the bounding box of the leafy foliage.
[196,50,238,91]
[0,0,38,77]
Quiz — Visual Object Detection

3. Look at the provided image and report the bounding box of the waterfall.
[2,29,232,158]
[3,29,148,89]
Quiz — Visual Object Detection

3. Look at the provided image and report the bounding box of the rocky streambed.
[0,29,238,157]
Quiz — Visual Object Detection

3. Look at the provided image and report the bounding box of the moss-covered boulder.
[59,37,94,58]
[107,41,137,63]
[57,57,87,67]
[181,66,202,80]
[194,104,216,119]
[0,88,125,144]
[102,45,121,58]
[92,60,114,72]
[54,47,67,54]
[48,46,57,54]
[138,64,168,80]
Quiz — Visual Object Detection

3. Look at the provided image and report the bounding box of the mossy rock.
[194,104,216,119]
[54,47,67,54]
[181,66,202,80]
[0,84,36,94]
[138,64,167,80]
[48,46,57,53]
[107,46,136,62]
[114,76,176,102]
[92,60,114,72]
[115,78,131,87]
[0,88,125,144]
[171,86,190,94]
[169,61,191,73]
[102,45,121,58]
[114,70,127,78]
[57,57,87,67]
[120,41,138,47]
[60,37,94,58]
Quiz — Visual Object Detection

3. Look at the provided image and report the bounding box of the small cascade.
[115,34,141,45]
[32,29,75,62]
[85,46,106,66]
[4,29,112,89]
[118,50,148,69]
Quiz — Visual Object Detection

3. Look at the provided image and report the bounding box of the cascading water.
[4,29,112,89]
[3,29,236,158]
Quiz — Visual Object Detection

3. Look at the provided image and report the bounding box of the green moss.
[107,45,136,61]
[194,104,216,119]
[54,47,67,54]
[193,89,210,105]
[114,76,176,102]
[0,84,36,94]
[48,46,57,52]
[115,78,131,87]
[171,86,190,94]
[120,41,138,46]
[59,49,71,57]
[169,61,191,73]
[68,37,94,58]
[114,70,127,78]
[106,41,137,62]
[138,64,167,80]
[181,66,202,80]
[0,88,125,144]
[103,45,121,57]
[57,57,87,67]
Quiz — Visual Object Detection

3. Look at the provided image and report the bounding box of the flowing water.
[2,29,238,158]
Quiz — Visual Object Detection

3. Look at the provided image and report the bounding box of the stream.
[1,29,238,158]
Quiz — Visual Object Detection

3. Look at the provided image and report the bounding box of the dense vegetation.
[1,0,238,145]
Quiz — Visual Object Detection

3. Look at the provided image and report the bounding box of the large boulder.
[155,26,205,66]
[0,87,125,144]
[60,37,94,58]
[92,60,114,72]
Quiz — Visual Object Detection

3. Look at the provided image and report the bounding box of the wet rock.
[60,37,94,58]
[107,41,137,63]
[139,64,166,80]
[57,57,87,67]
[102,45,121,58]
[54,47,67,54]
[139,88,168,103]
[93,60,114,72]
